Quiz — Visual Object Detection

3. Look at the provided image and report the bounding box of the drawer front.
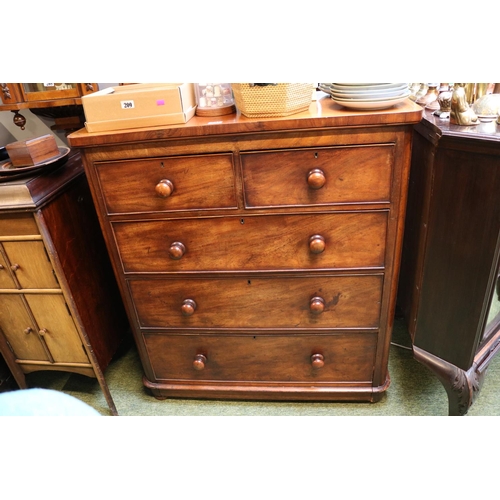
[129,275,383,329]
[144,332,378,383]
[96,153,238,214]
[114,212,387,273]
[0,214,39,237]
[2,241,59,289]
[241,145,394,207]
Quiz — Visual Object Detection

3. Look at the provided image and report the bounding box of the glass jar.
[194,83,236,117]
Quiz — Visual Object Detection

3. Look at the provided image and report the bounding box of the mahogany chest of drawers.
[68,95,422,402]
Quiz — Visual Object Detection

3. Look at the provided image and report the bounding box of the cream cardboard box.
[81,83,197,133]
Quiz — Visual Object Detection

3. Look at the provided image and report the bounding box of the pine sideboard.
[0,152,129,415]
[68,95,422,402]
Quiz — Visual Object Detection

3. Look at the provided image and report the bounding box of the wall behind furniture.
[0,84,118,148]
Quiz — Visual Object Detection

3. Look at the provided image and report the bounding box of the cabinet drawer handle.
[309,235,326,254]
[0,264,4,270]
[307,169,326,189]
[181,299,197,316]
[24,327,33,335]
[193,354,207,371]
[38,328,48,337]
[311,353,325,368]
[155,179,174,198]
[310,296,325,314]
[168,241,186,260]
[10,264,20,272]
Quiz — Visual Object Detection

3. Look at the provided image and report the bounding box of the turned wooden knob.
[311,353,325,368]
[168,241,186,259]
[10,264,20,271]
[307,169,326,189]
[155,179,174,198]
[309,235,326,254]
[310,296,325,314]
[38,328,48,337]
[193,354,207,370]
[181,299,197,316]
[24,327,33,335]
[0,264,4,270]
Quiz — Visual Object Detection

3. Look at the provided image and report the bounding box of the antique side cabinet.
[398,110,500,415]
[68,96,422,403]
[0,152,129,415]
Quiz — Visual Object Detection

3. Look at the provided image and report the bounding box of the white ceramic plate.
[331,93,411,110]
[330,88,409,100]
[332,83,408,92]
[330,83,408,94]
[318,84,332,93]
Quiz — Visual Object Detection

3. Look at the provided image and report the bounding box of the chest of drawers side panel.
[370,126,415,387]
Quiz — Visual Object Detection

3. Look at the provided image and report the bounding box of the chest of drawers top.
[69,96,422,149]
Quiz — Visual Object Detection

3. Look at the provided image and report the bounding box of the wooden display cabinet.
[0,152,129,415]
[398,110,500,415]
[0,83,98,132]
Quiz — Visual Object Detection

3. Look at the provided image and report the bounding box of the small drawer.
[143,332,378,383]
[129,274,383,329]
[0,214,39,237]
[96,153,238,214]
[113,211,387,273]
[241,145,394,208]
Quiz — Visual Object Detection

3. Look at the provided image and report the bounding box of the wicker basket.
[231,83,315,118]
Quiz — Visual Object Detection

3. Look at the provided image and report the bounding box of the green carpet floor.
[22,316,500,416]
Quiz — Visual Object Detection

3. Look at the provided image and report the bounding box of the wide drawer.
[95,153,238,214]
[113,212,387,273]
[241,144,394,207]
[143,332,378,383]
[129,274,383,329]
[0,214,39,237]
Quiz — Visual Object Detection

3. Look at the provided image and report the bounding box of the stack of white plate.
[322,83,410,110]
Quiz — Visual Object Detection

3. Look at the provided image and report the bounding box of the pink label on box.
[157,100,165,106]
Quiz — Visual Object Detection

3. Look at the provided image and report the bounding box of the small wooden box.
[6,134,60,167]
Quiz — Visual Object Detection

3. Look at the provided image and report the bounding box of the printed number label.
[121,100,135,109]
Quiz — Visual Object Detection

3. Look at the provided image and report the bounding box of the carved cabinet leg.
[413,346,485,416]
